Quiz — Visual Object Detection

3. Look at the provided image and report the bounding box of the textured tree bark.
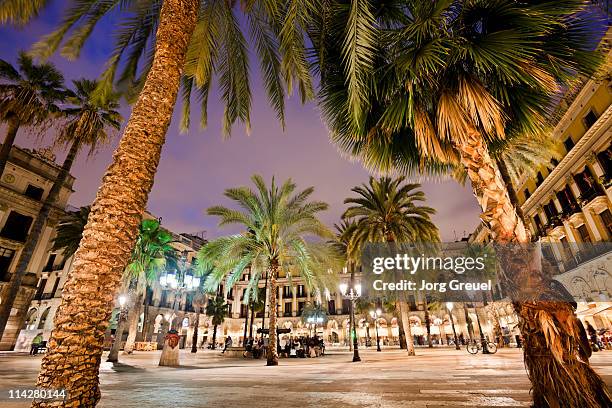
[496,158,527,225]
[423,298,433,348]
[463,305,474,341]
[0,138,80,341]
[0,116,19,178]
[455,129,612,408]
[191,309,199,353]
[266,264,279,366]
[397,299,415,355]
[211,324,217,349]
[32,1,199,406]
[123,275,146,354]
[107,316,126,363]
[121,297,142,354]
[396,306,407,349]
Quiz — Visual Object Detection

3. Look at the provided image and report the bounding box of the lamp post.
[340,278,361,362]
[370,309,382,352]
[446,302,460,350]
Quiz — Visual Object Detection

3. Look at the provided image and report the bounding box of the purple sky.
[0,2,481,241]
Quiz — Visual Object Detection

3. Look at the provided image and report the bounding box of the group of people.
[242,335,325,359]
[586,322,612,351]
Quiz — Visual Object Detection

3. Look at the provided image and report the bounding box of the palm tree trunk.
[455,129,612,408]
[211,324,217,350]
[396,305,407,349]
[122,297,142,354]
[496,158,527,225]
[249,304,255,339]
[124,275,146,354]
[0,138,80,342]
[0,116,19,178]
[463,304,474,341]
[32,1,199,406]
[191,309,199,353]
[423,299,433,348]
[397,299,415,356]
[107,314,126,363]
[266,264,279,366]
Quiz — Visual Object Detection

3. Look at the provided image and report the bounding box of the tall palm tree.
[0,51,67,177]
[0,79,121,343]
[2,2,317,403]
[122,219,175,355]
[197,175,339,366]
[51,206,91,260]
[205,295,228,350]
[343,177,439,355]
[314,2,610,406]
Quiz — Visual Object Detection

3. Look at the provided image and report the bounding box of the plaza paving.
[0,347,611,407]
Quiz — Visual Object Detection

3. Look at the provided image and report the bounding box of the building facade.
[0,145,75,350]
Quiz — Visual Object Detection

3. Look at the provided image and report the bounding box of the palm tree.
[343,176,440,356]
[0,51,67,177]
[205,295,228,350]
[1,2,317,402]
[190,290,207,353]
[122,219,175,355]
[314,2,610,405]
[197,174,339,366]
[51,206,91,260]
[0,79,121,343]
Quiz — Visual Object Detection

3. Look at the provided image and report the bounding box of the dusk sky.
[0,1,481,241]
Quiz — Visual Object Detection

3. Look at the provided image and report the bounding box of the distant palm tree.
[343,176,439,356]
[0,79,121,343]
[122,219,175,356]
[0,51,67,177]
[205,296,228,350]
[51,206,91,260]
[198,175,339,366]
[3,2,317,402]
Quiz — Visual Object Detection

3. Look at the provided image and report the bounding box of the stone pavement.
[0,347,611,407]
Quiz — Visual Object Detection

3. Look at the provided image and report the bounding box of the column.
[590,159,612,204]
[292,287,297,317]
[278,285,283,316]
[568,179,582,203]
[336,292,343,314]
[553,197,563,213]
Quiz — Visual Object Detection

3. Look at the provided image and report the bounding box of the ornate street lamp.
[340,280,361,362]
[369,309,382,352]
[159,252,200,330]
[446,302,460,350]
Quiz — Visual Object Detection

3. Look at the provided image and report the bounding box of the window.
[0,211,33,242]
[328,299,336,314]
[284,301,292,316]
[283,285,292,298]
[563,137,575,152]
[577,224,591,243]
[297,285,305,297]
[550,158,559,167]
[298,301,305,314]
[583,109,598,129]
[599,209,612,236]
[34,278,47,300]
[24,184,44,201]
[524,188,531,200]
[38,307,51,330]
[0,247,15,281]
[44,254,56,272]
[536,172,544,187]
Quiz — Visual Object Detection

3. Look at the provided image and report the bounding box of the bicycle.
[466,340,497,354]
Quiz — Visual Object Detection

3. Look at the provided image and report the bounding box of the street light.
[370,309,382,352]
[339,280,361,362]
[446,302,460,350]
[109,293,128,361]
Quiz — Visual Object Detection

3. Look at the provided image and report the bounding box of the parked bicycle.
[466,340,497,354]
